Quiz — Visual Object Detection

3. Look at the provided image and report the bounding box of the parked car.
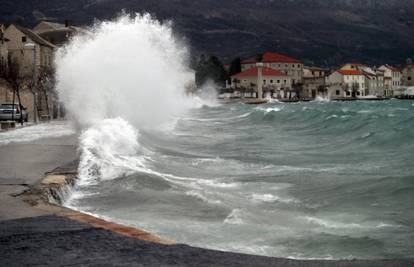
[0,103,28,122]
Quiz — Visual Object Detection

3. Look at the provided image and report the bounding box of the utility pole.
[256,53,263,99]
[25,42,37,123]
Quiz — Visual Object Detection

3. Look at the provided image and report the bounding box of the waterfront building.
[363,69,385,97]
[402,64,414,87]
[303,66,329,99]
[33,21,88,47]
[231,66,291,98]
[4,24,55,75]
[378,65,403,96]
[241,52,303,85]
[326,69,366,99]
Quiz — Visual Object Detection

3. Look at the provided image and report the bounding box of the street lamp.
[24,41,37,123]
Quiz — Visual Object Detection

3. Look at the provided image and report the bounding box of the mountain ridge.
[1,0,413,66]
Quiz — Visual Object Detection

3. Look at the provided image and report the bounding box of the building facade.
[231,66,291,98]
[402,65,414,87]
[327,69,366,99]
[303,66,329,99]
[241,52,303,85]
[363,70,385,97]
[4,24,55,76]
[378,65,402,96]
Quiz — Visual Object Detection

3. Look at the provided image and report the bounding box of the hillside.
[1,0,414,66]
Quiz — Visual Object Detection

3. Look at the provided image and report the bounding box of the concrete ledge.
[21,171,174,245]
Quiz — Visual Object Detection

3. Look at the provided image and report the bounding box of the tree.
[0,56,26,124]
[228,57,241,77]
[195,55,227,88]
[36,66,56,119]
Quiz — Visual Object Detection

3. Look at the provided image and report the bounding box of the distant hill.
[1,0,414,66]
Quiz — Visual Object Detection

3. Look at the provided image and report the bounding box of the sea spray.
[55,13,194,129]
[55,14,197,183]
[77,118,144,185]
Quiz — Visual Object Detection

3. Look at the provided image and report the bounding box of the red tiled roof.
[232,67,287,78]
[337,69,364,76]
[241,52,303,64]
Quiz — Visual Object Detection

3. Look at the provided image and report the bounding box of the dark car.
[0,103,29,122]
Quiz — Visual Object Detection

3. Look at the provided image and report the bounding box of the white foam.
[0,121,75,145]
[251,193,298,204]
[305,216,365,229]
[55,13,195,130]
[185,190,222,204]
[224,209,244,225]
[77,118,146,185]
[256,107,282,113]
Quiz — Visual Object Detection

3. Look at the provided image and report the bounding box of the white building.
[327,69,366,99]
[231,66,291,98]
[241,52,303,85]
[363,70,385,97]
[378,65,402,96]
[303,66,328,99]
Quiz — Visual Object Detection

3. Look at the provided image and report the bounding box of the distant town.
[214,52,414,102]
[1,21,414,125]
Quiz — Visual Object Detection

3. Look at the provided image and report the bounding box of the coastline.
[19,163,174,245]
[3,162,410,266]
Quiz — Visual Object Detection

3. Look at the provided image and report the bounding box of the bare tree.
[0,56,26,124]
[37,66,56,119]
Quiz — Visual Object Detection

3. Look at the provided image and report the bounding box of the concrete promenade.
[0,129,413,266]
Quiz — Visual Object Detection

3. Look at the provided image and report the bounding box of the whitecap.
[256,106,282,113]
[304,216,364,229]
[224,209,244,225]
[325,114,338,120]
[185,190,222,204]
[251,193,299,204]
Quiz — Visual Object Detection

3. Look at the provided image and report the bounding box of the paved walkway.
[0,134,77,221]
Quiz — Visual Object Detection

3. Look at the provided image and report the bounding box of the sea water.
[55,14,414,260]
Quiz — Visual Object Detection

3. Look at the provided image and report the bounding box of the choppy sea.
[65,100,414,260]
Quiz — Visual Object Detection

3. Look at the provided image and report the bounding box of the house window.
[22,36,27,42]
[297,64,301,68]
[270,80,274,83]
[346,91,350,96]
[277,80,280,83]
[408,77,412,81]
[284,80,287,84]
[357,92,360,96]
[336,90,340,95]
